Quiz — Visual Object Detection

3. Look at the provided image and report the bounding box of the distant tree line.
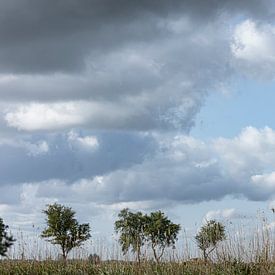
[0,203,226,262]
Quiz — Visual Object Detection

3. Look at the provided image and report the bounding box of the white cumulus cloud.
[232,19,275,78]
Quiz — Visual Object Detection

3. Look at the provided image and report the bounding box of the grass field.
[0,259,275,274]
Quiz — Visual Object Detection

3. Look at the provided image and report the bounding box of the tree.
[145,211,181,263]
[115,209,181,264]
[41,203,91,260]
[0,218,15,257]
[195,220,226,261]
[115,208,147,263]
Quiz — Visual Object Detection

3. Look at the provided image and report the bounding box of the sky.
[1,0,275,254]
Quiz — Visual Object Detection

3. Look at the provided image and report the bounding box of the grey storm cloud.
[0,0,271,74]
[0,0,273,132]
[0,130,156,184]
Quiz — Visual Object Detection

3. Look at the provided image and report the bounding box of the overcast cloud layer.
[1,0,275,230]
[0,0,274,132]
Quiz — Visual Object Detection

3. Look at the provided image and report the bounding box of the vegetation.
[88,253,101,264]
[0,259,273,274]
[114,208,146,263]
[195,219,226,261]
[145,211,180,263]
[2,205,275,274]
[115,209,180,264]
[41,203,91,260]
[0,218,15,257]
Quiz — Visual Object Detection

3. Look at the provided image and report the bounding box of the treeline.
[0,203,226,262]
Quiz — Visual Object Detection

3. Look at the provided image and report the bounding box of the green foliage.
[114,208,147,263]
[115,209,180,263]
[195,220,226,261]
[0,218,15,257]
[145,211,181,263]
[41,203,91,260]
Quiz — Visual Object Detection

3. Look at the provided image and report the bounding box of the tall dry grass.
[1,211,275,274]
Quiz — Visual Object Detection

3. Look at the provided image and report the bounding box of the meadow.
[0,259,274,275]
[2,212,275,274]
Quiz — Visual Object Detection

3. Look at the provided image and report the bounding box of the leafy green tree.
[115,209,181,263]
[145,211,181,263]
[41,203,91,260]
[195,220,226,261]
[0,218,15,257]
[115,208,147,263]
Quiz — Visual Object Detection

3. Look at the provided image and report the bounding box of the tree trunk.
[158,247,165,263]
[137,245,141,264]
[203,249,207,262]
[152,244,159,264]
[61,246,67,260]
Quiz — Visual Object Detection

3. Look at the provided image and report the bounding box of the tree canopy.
[115,208,147,263]
[195,220,226,261]
[115,208,180,263]
[41,203,91,260]
[0,218,15,257]
[145,211,181,263]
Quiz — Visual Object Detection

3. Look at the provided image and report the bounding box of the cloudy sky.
[1,0,275,245]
